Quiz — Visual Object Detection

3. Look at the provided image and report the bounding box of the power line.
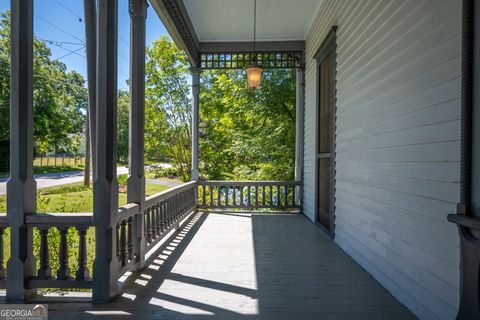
[35,14,85,44]
[33,74,87,91]
[119,35,129,48]
[53,46,86,61]
[36,37,84,46]
[0,74,87,91]
[53,0,84,23]
[42,39,86,59]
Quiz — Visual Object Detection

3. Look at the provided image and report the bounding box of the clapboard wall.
[302,1,461,319]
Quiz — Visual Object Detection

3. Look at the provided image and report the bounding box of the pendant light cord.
[253,0,256,59]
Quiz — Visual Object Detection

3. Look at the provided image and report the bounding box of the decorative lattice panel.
[200,52,302,69]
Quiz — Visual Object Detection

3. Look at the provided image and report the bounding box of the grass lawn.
[0,165,85,178]
[0,182,171,288]
[33,165,85,175]
[0,182,170,213]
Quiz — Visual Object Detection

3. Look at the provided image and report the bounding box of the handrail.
[26,212,93,226]
[145,180,197,207]
[448,214,480,231]
[117,203,140,222]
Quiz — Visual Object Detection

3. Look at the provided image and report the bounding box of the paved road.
[0,167,132,195]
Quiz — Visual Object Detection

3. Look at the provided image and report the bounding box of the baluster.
[116,223,121,258]
[217,186,221,206]
[151,204,158,239]
[232,186,236,206]
[255,186,258,207]
[270,185,273,207]
[276,185,280,207]
[210,187,214,207]
[38,227,51,279]
[57,227,70,280]
[76,227,90,280]
[166,198,172,227]
[160,200,166,233]
[262,186,266,207]
[146,207,152,243]
[228,186,232,206]
[172,196,176,222]
[143,211,147,238]
[183,191,187,214]
[120,219,127,266]
[155,203,161,236]
[202,185,206,206]
[247,186,251,207]
[238,186,243,207]
[0,227,5,279]
[292,186,296,207]
[127,217,134,261]
[177,194,181,220]
[173,196,177,222]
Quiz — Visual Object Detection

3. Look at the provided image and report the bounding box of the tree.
[0,11,88,172]
[141,36,296,182]
[145,36,192,181]
[117,90,129,163]
[199,69,296,181]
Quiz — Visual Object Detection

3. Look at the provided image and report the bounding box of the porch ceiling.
[183,0,323,42]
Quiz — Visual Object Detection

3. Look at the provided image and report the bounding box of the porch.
[45,211,414,319]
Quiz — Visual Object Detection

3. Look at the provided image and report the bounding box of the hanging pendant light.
[245,0,263,88]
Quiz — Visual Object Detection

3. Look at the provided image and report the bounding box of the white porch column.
[93,0,119,303]
[6,0,36,302]
[191,68,201,181]
[294,67,305,203]
[127,0,147,270]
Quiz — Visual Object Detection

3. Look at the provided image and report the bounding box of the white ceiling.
[183,0,323,42]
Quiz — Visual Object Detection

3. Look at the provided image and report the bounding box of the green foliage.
[117,173,128,186]
[199,69,296,180]
[146,166,180,179]
[144,36,192,181]
[140,36,296,182]
[0,11,87,172]
[117,90,129,163]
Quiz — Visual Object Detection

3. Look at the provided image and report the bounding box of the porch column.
[127,0,147,270]
[191,68,201,181]
[93,0,119,303]
[294,67,305,203]
[6,0,36,302]
[448,0,480,318]
[83,0,97,184]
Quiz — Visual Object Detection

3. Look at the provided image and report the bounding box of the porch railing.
[0,180,298,295]
[197,181,302,210]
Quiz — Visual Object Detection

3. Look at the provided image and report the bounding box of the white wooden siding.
[303,1,461,319]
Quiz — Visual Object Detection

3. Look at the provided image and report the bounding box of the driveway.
[0,167,129,195]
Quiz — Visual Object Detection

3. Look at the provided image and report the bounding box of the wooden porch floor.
[48,212,415,319]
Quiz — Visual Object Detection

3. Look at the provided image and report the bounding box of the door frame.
[314,26,337,237]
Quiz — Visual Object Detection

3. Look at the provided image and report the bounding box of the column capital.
[295,63,306,72]
[128,0,148,18]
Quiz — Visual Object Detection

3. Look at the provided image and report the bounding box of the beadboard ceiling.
[183,0,323,42]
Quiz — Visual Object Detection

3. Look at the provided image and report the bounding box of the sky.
[0,0,170,90]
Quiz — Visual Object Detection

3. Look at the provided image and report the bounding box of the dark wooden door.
[316,51,334,231]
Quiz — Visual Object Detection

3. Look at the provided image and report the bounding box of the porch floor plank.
[48,212,416,319]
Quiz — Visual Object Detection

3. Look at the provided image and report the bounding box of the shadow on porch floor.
[47,212,415,319]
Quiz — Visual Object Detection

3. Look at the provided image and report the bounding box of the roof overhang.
[150,0,311,68]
